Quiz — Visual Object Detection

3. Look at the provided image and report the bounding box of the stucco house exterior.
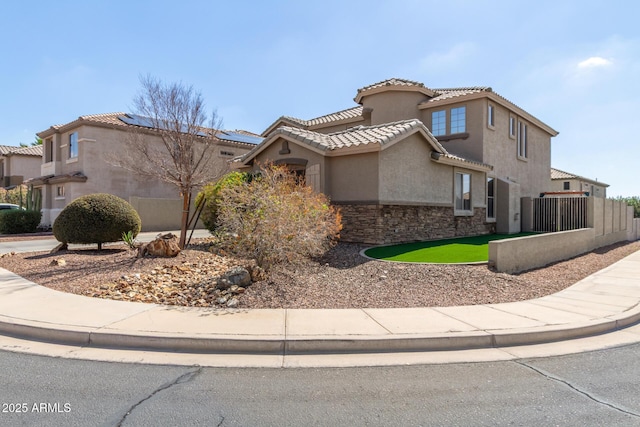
[32,113,259,228]
[548,167,608,198]
[237,78,559,244]
[0,145,43,188]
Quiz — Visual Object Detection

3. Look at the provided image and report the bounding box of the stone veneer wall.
[336,203,495,244]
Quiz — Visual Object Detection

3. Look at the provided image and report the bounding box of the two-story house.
[0,145,43,188]
[548,167,608,198]
[236,78,558,244]
[32,113,261,228]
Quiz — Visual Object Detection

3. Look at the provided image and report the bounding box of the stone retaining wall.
[336,203,495,244]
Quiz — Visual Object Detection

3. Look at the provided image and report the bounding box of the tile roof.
[356,78,427,93]
[550,167,609,186]
[0,144,43,156]
[38,113,259,147]
[354,78,436,103]
[426,87,492,102]
[305,106,364,127]
[0,145,15,155]
[244,119,492,171]
[274,119,428,151]
[263,106,365,136]
[11,145,43,156]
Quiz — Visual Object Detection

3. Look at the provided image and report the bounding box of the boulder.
[138,233,181,258]
[216,266,252,290]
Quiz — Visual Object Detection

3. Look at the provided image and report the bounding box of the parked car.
[0,203,23,210]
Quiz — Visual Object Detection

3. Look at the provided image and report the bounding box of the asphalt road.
[1,343,639,426]
[0,229,212,254]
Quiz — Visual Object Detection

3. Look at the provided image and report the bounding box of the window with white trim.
[455,172,472,213]
[488,104,495,129]
[69,132,78,159]
[56,185,65,198]
[517,121,528,158]
[509,115,516,139]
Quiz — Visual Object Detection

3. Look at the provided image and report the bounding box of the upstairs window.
[69,132,78,159]
[488,104,495,128]
[563,181,570,190]
[431,110,446,136]
[509,116,516,139]
[517,121,528,158]
[45,138,54,162]
[451,107,466,133]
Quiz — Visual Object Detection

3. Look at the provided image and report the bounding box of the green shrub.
[0,209,42,234]
[196,171,249,232]
[616,196,640,218]
[53,193,141,250]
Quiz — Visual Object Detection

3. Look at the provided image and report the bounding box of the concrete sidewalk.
[0,249,639,367]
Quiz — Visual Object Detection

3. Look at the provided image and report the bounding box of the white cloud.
[577,56,612,69]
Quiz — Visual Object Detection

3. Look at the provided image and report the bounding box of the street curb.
[1,308,639,355]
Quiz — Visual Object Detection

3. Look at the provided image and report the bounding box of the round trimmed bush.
[53,193,141,249]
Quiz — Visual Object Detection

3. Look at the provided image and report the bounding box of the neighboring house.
[237,78,559,244]
[0,145,43,188]
[32,113,261,228]
[548,167,608,198]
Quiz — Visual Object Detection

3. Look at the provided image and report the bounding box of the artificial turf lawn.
[364,233,538,263]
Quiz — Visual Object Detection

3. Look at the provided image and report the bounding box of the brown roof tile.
[0,144,43,157]
[243,119,492,171]
[550,167,609,186]
[39,113,259,147]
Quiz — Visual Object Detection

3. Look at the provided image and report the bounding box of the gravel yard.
[0,239,639,309]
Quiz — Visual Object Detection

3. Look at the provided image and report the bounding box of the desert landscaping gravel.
[0,239,639,309]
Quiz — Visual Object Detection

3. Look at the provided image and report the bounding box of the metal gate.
[532,197,588,232]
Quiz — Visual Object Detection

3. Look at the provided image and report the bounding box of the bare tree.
[112,75,228,248]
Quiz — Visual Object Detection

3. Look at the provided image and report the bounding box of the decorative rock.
[50,258,66,267]
[50,242,68,253]
[216,266,252,290]
[226,298,239,308]
[138,233,181,258]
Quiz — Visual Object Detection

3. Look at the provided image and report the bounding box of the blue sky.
[1,0,637,196]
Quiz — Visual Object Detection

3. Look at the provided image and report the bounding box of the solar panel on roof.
[216,131,263,145]
[118,114,208,137]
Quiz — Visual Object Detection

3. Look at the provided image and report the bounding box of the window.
[450,107,466,133]
[455,172,471,212]
[517,121,528,158]
[488,104,495,128]
[69,132,78,159]
[45,138,53,162]
[431,110,446,136]
[509,116,516,139]
[563,181,570,190]
[56,185,65,198]
[487,177,495,219]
